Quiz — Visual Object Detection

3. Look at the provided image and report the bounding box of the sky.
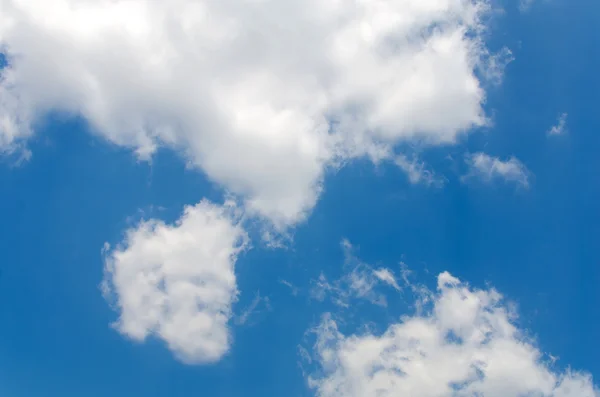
[0,0,598,396]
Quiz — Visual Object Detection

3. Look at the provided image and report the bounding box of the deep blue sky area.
[0,1,599,397]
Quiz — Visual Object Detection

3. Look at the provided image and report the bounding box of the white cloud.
[373,268,401,291]
[311,240,401,307]
[235,291,271,326]
[102,200,248,364]
[548,113,568,136]
[280,279,300,297]
[465,152,531,188]
[394,155,445,187]
[519,0,536,12]
[309,272,598,397]
[0,0,500,227]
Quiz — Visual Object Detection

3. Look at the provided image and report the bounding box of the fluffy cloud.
[102,200,248,364]
[309,272,598,397]
[0,0,498,226]
[548,113,568,136]
[465,152,531,187]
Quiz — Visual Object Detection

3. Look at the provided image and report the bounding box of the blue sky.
[0,0,598,396]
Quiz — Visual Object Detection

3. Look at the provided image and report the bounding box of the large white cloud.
[102,200,248,364]
[309,272,598,397]
[0,0,497,226]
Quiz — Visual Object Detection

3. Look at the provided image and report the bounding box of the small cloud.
[373,268,401,291]
[102,200,248,365]
[519,0,536,12]
[280,279,300,296]
[310,240,402,308]
[394,155,445,187]
[481,47,514,86]
[548,353,559,366]
[311,273,352,308]
[464,152,531,188]
[547,113,568,136]
[261,228,292,249]
[235,292,271,326]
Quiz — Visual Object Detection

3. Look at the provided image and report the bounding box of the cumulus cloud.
[102,200,248,364]
[548,113,568,136]
[465,152,531,188]
[0,0,501,226]
[309,272,598,397]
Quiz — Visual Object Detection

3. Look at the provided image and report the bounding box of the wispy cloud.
[373,268,401,291]
[280,279,300,297]
[547,113,568,136]
[394,155,445,187]
[310,240,401,308]
[464,152,531,188]
[519,0,536,12]
[235,292,271,326]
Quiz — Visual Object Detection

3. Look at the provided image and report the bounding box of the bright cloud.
[101,200,248,364]
[465,152,531,187]
[373,268,401,291]
[309,272,598,397]
[548,113,568,136]
[0,0,500,226]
